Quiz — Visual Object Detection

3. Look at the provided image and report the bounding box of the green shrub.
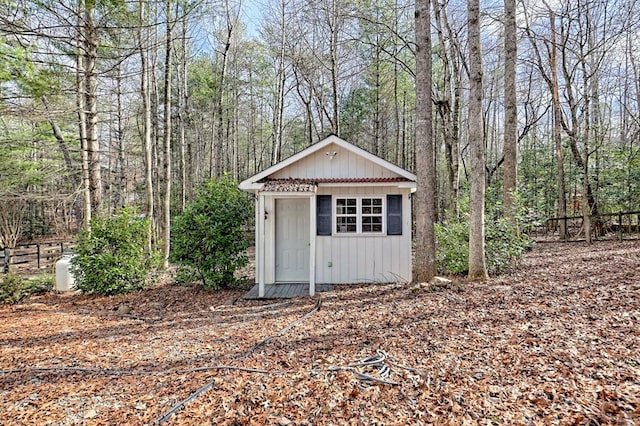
[71,207,158,295]
[435,220,469,275]
[171,176,253,290]
[0,273,27,305]
[25,274,54,294]
[0,273,55,305]
[435,215,531,276]
[173,265,200,286]
[485,217,531,273]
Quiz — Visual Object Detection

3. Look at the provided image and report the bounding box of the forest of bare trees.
[1,0,639,259]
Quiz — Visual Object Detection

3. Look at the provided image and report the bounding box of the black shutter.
[317,195,332,235]
[387,194,403,235]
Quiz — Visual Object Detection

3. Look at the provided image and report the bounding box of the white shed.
[239,135,416,297]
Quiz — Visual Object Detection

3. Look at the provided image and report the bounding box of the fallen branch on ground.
[0,366,139,376]
[355,371,399,386]
[155,299,323,424]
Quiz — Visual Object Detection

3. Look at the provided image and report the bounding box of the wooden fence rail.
[1,241,75,274]
[531,211,640,241]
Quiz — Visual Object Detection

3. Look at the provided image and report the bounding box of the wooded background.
[1,0,638,249]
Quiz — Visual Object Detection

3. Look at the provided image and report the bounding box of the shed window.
[336,198,357,233]
[335,197,384,234]
[361,198,383,232]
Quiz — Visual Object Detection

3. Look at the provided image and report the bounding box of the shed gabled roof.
[239,134,416,192]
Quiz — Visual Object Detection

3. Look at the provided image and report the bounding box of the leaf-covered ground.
[1,240,639,425]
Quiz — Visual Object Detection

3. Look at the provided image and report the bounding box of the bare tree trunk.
[393,0,401,166]
[433,0,461,218]
[232,72,240,180]
[373,42,381,156]
[580,46,593,243]
[247,66,257,175]
[294,67,314,146]
[215,0,235,177]
[401,90,407,169]
[138,0,154,251]
[177,9,188,212]
[502,0,517,220]
[42,96,75,177]
[271,0,287,165]
[151,3,162,240]
[525,2,568,240]
[114,64,126,210]
[467,0,488,281]
[329,0,340,136]
[161,0,173,269]
[414,0,436,283]
[76,32,91,229]
[548,9,568,239]
[83,1,102,217]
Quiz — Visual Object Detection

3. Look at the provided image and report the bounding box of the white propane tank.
[55,254,76,292]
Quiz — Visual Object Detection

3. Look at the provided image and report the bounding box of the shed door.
[275,198,310,282]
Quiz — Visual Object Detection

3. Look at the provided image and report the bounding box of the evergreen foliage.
[71,208,158,295]
[435,195,532,276]
[0,273,27,305]
[171,176,253,290]
[436,216,531,276]
[0,273,53,305]
[25,274,54,295]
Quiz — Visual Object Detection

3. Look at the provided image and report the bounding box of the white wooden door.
[275,198,310,282]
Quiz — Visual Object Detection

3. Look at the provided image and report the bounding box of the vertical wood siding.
[261,186,412,285]
[314,187,412,284]
[270,143,397,179]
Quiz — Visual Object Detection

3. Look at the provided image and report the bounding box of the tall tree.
[76,44,92,228]
[80,0,103,217]
[327,0,342,135]
[137,0,155,250]
[161,0,173,268]
[524,2,568,239]
[433,0,463,218]
[467,0,488,280]
[414,0,436,282]
[546,5,568,239]
[270,0,288,165]
[502,0,517,219]
[176,4,190,212]
[213,0,237,177]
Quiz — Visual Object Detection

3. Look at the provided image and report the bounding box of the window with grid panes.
[335,197,384,234]
[361,198,383,232]
[335,198,357,233]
